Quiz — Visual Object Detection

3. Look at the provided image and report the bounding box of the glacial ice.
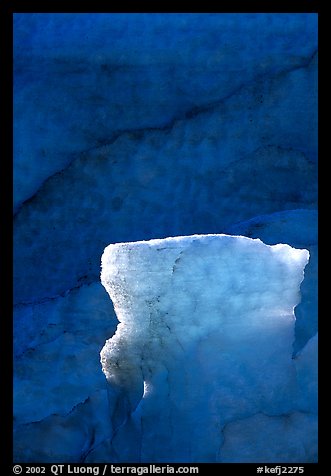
[99,234,317,462]
[226,209,318,353]
[14,13,317,211]
[13,13,318,463]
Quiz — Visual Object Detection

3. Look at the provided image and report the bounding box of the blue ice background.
[13,13,317,462]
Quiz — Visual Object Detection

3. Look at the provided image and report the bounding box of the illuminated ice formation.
[100,234,316,462]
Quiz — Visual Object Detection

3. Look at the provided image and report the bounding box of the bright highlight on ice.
[99,234,315,462]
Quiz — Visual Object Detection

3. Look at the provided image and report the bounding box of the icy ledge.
[100,234,316,463]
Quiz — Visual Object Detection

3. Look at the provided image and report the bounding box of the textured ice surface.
[226,209,318,353]
[14,13,317,211]
[294,333,318,414]
[13,13,318,462]
[14,13,317,305]
[221,412,317,463]
[99,234,315,462]
[14,283,116,424]
[14,389,111,463]
[13,144,317,306]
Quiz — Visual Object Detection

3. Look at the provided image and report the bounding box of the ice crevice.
[13,274,100,308]
[15,395,92,428]
[14,48,317,219]
[99,233,317,462]
[13,14,318,464]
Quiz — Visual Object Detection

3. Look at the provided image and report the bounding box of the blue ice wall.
[13,13,318,463]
